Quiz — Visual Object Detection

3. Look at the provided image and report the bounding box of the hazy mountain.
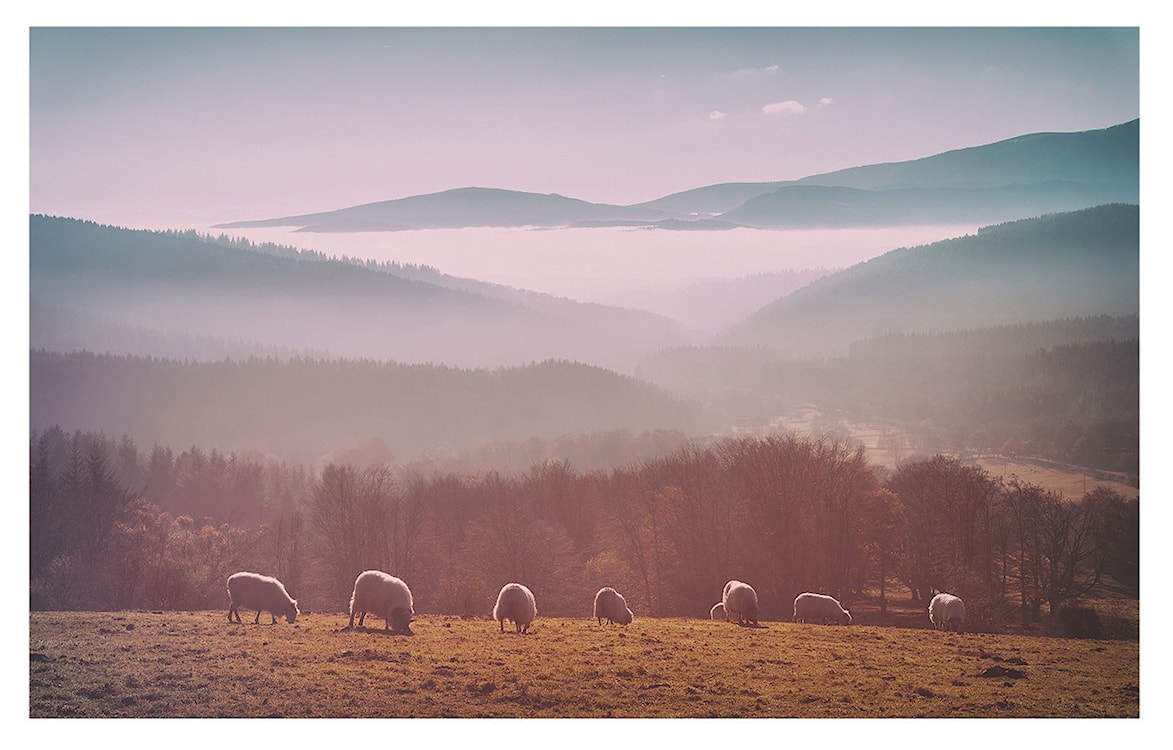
[720,120,1139,228]
[603,269,836,334]
[720,180,1137,229]
[215,186,672,232]
[626,182,790,217]
[717,204,1138,357]
[29,215,697,370]
[794,118,1138,191]
[29,351,717,465]
[213,120,1137,232]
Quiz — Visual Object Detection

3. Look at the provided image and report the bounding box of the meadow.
[29,610,1138,719]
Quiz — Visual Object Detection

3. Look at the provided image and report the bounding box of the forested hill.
[29,351,717,464]
[718,204,1138,357]
[29,215,696,370]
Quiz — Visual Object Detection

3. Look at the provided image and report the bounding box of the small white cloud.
[762,100,807,116]
[818,97,833,108]
[709,110,727,121]
[732,64,780,77]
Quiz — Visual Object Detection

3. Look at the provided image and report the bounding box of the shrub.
[1059,605,1104,639]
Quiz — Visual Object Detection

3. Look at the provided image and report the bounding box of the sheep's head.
[841,609,852,625]
[391,607,414,634]
[286,600,299,624]
[617,607,634,625]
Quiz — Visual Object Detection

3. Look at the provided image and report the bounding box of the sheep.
[593,586,634,626]
[722,580,760,626]
[710,602,727,621]
[493,582,537,633]
[928,592,966,632]
[793,592,852,625]
[226,571,299,625]
[348,570,415,634]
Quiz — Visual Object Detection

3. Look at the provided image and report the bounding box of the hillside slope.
[717,204,1138,357]
[29,351,716,463]
[30,215,696,370]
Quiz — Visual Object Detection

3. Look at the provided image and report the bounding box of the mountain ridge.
[213,119,1138,232]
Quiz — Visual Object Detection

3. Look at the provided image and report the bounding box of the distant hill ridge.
[215,119,1137,232]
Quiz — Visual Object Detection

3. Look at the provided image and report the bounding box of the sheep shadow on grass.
[347,625,415,637]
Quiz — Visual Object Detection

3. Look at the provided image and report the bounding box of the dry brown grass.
[29,610,1138,719]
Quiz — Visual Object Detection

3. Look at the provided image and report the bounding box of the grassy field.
[29,610,1138,719]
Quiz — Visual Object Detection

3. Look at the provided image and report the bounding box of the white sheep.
[593,586,634,626]
[722,580,760,625]
[348,570,415,633]
[710,602,727,621]
[493,582,537,633]
[928,592,966,632]
[793,592,852,625]
[226,571,299,625]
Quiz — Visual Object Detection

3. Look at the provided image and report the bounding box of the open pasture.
[29,610,1138,718]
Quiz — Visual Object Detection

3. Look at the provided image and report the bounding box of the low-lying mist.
[207,224,979,305]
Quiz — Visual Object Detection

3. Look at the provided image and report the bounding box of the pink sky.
[29,27,1139,231]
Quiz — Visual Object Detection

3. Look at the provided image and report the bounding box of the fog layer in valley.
[215,224,978,307]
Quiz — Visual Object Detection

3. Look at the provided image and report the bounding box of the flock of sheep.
[225,571,967,633]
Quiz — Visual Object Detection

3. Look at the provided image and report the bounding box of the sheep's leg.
[358,612,366,627]
[270,613,277,625]
[347,612,356,629]
[253,611,261,624]
[499,619,504,632]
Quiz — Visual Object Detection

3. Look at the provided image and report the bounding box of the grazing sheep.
[928,592,966,632]
[226,571,299,625]
[793,592,852,625]
[722,580,760,626]
[494,583,537,633]
[710,602,727,621]
[348,570,415,633]
[593,587,634,626]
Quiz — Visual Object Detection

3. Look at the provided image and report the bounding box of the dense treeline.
[30,426,1136,638]
[640,316,1138,475]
